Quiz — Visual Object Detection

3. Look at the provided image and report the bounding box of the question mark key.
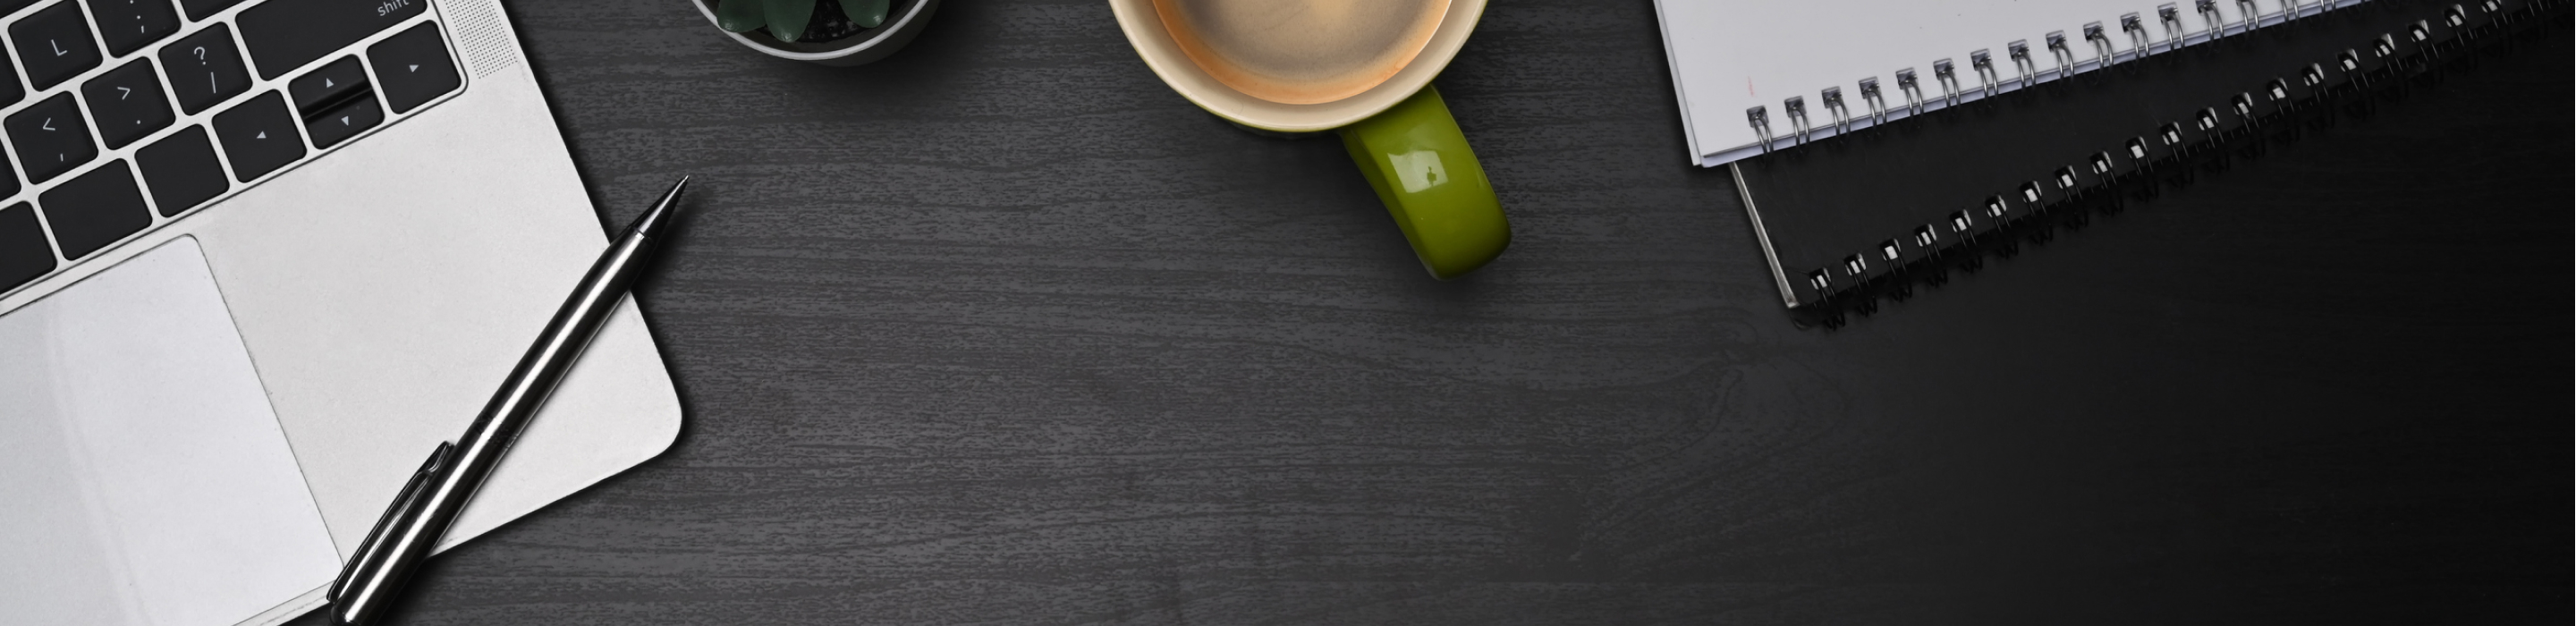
[157,24,250,114]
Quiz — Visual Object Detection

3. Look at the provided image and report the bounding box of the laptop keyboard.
[0,0,462,296]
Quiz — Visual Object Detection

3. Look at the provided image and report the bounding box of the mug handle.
[1337,86,1510,280]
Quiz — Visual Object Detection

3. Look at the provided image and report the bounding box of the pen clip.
[328,441,453,603]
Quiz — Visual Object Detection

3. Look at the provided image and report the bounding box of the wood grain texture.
[300,2,2571,624]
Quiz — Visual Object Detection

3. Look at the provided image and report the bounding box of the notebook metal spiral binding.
[2045,33,2079,78]
[1761,0,2570,327]
[1784,97,1813,144]
[2123,13,2153,59]
[1932,58,1964,105]
[1971,49,2004,97]
[1858,78,1888,124]
[2198,0,2230,38]
[2159,4,2189,48]
[2085,21,2119,66]
[1741,2,2339,155]
[1745,106,1774,154]
[2008,41,2039,88]
[1895,69,1926,114]
[1821,87,1852,134]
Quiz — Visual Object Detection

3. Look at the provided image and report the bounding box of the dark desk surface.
[316,2,2571,624]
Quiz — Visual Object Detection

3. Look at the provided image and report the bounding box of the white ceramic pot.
[691,0,942,66]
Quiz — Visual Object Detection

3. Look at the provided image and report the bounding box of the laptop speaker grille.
[444,0,520,78]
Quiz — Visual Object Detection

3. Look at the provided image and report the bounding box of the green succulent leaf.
[765,0,817,42]
[715,0,766,32]
[848,0,890,29]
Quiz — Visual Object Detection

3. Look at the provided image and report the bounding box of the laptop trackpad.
[0,238,341,625]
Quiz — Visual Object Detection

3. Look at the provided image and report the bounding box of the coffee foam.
[1151,0,1448,105]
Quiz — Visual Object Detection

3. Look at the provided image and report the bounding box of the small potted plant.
[695,0,941,66]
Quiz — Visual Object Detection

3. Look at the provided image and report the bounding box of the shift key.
[236,0,425,80]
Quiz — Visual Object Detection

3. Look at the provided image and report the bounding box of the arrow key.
[367,22,461,114]
[302,90,382,149]
[212,91,304,182]
[287,55,369,117]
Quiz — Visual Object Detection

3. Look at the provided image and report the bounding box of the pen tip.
[662,176,691,207]
[625,175,691,238]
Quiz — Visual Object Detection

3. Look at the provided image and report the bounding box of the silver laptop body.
[0,0,682,623]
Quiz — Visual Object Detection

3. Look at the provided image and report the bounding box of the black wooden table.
[309,2,2572,623]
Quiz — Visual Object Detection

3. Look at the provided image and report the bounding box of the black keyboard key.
[0,43,23,109]
[367,21,459,114]
[8,93,98,183]
[237,0,425,79]
[137,126,225,216]
[39,161,149,259]
[211,91,301,181]
[160,25,251,114]
[11,2,102,90]
[0,203,52,293]
[0,0,41,16]
[0,147,18,199]
[82,60,174,149]
[303,91,380,148]
[88,0,182,56]
[176,0,242,21]
[286,55,366,115]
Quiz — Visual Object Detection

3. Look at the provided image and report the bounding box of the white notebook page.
[1654,0,2358,166]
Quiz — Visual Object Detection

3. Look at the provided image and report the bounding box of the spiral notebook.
[1656,0,2377,167]
[1654,0,2567,314]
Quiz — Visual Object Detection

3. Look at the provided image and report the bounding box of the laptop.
[0,0,682,624]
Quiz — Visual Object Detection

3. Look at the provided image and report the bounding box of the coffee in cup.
[1113,0,1510,280]
[1150,0,1449,105]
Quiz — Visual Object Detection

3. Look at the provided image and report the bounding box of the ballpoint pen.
[325,176,692,626]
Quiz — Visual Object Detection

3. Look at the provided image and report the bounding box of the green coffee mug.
[1107,0,1510,279]
[1337,87,1508,278]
